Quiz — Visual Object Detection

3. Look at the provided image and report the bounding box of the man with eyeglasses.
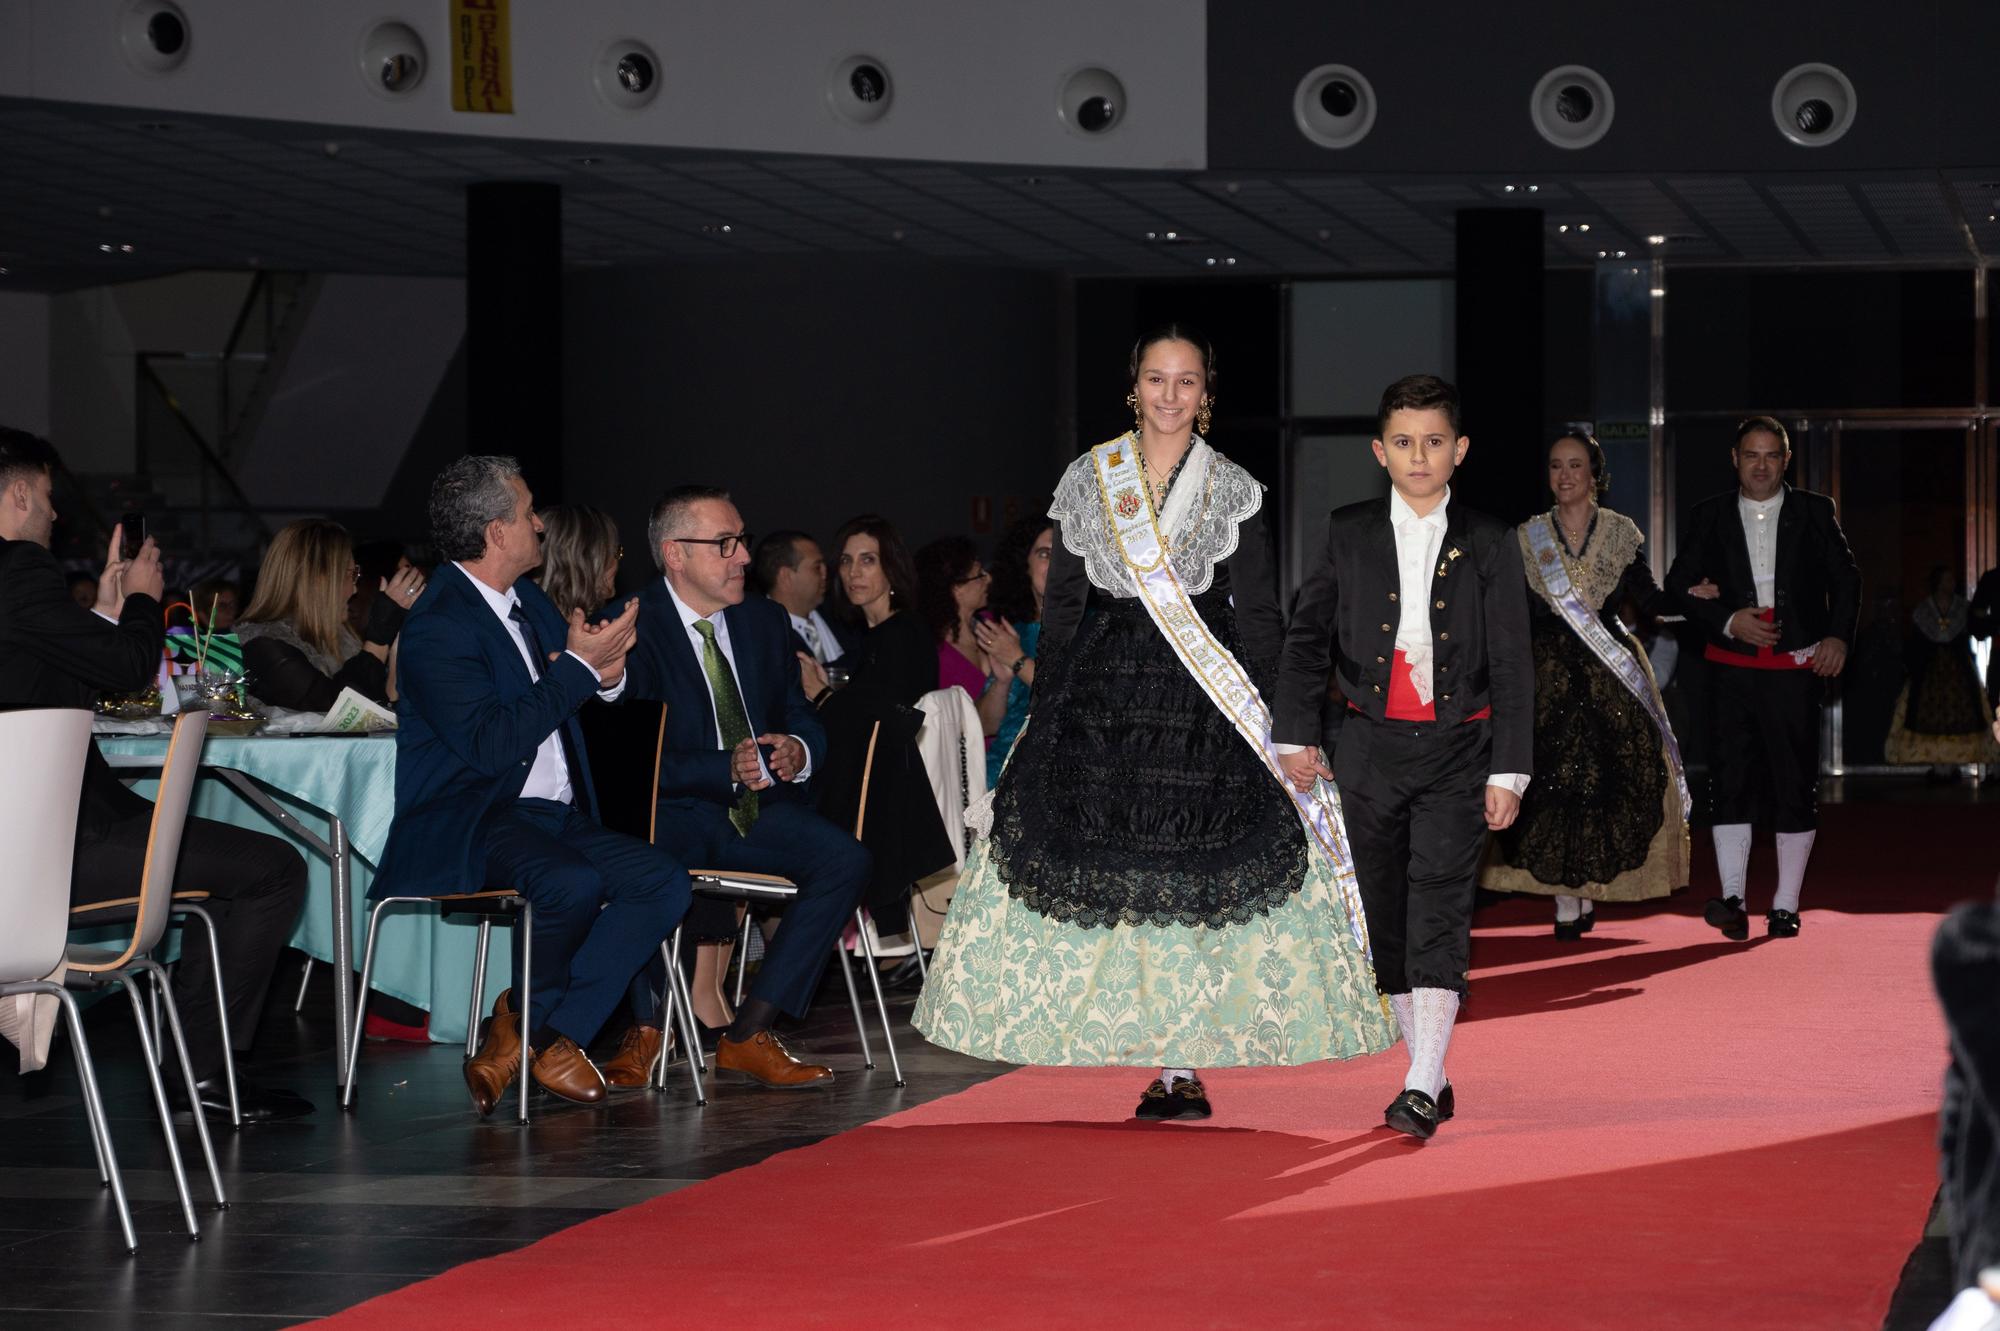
[615,485,871,1089]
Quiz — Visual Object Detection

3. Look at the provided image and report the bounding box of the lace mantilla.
[1520,506,1642,613]
[1047,435,1263,598]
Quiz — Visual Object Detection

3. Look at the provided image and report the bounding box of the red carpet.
[321,805,1980,1330]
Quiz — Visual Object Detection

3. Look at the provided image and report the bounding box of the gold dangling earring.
[1196,396,1214,436]
[1125,390,1143,437]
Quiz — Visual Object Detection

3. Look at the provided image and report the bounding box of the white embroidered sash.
[1525,515,1691,819]
[1090,435,1371,957]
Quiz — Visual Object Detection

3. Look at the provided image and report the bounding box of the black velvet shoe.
[1704,895,1749,941]
[1578,910,1595,933]
[1133,1078,1181,1121]
[882,953,930,994]
[167,1075,315,1123]
[1437,1082,1455,1122]
[1554,918,1586,941]
[1170,1077,1213,1120]
[1766,909,1801,938]
[1384,1088,1442,1140]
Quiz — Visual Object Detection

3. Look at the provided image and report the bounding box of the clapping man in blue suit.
[376,456,692,1115]
[621,485,870,1090]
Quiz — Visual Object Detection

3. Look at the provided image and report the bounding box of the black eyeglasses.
[674,531,754,559]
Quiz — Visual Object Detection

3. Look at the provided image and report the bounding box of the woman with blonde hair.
[536,505,622,620]
[237,518,422,712]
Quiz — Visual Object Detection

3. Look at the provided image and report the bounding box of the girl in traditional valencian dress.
[914,327,1391,1118]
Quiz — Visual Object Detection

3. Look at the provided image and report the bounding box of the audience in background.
[915,536,1010,743]
[235,519,421,713]
[346,539,410,641]
[755,530,847,668]
[0,426,312,1121]
[979,516,1051,784]
[66,570,98,609]
[192,577,241,632]
[535,505,621,620]
[1884,565,2000,772]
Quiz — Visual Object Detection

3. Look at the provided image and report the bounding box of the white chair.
[63,710,227,1239]
[0,709,136,1252]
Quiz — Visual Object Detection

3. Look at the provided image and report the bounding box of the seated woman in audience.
[976,516,1051,784]
[236,519,422,712]
[805,514,955,959]
[915,536,1011,746]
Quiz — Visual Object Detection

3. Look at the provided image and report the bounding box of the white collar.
[1739,489,1784,513]
[662,576,724,634]
[454,561,519,619]
[1389,485,1451,530]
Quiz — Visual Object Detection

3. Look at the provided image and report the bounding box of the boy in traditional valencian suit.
[1276,374,1534,1140]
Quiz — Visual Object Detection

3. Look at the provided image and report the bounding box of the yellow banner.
[450,0,513,114]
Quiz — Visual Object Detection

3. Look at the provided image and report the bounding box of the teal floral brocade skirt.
[912,836,1394,1068]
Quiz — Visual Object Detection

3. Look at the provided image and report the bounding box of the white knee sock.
[1772,830,1815,914]
[1403,987,1460,1099]
[1161,1067,1196,1090]
[1580,898,1594,917]
[1713,823,1753,903]
[1555,894,1582,923]
[1388,992,1416,1058]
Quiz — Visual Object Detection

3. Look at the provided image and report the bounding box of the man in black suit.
[0,427,311,1120]
[1275,375,1533,1141]
[753,530,847,667]
[1666,416,1859,941]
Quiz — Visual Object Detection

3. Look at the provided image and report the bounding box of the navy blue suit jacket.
[374,563,603,899]
[624,579,826,812]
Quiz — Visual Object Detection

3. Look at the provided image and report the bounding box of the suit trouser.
[1708,665,1822,832]
[483,798,691,1048]
[632,799,872,1023]
[1333,714,1491,996]
[73,811,307,1080]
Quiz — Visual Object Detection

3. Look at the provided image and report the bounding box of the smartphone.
[118,511,145,560]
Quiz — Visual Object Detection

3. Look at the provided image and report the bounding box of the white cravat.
[1738,491,1784,608]
[1388,487,1452,705]
[454,564,623,805]
[665,579,812,784]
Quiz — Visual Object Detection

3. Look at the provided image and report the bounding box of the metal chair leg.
[731,908,753,1007]
[138,961,226,1208]
[53,987,135,1252]
[658,937,706,1105]
[121,980,198,1239]
[466,918,492,1058]
[852,910,905,1086]
[293,956,314,1013]
[669,928,708,1075]
[178,905,239,1129]
[834,939,875,1070]
[515,905,532,1126]
[342,898,397,1109]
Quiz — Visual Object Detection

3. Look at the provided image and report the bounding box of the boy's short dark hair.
[1376,375,1463,438]
[1734,415,1790,452]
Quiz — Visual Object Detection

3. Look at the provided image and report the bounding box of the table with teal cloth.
[97,734,509,1062]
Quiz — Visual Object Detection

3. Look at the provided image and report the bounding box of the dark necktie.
[693,619,758,836]
[508,602,589,810]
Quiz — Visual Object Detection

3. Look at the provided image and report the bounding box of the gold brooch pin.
[1448,547,1462,561]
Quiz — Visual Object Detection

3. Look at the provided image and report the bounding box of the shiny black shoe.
[1577,909,1596,933]
[1384,1088,1442,1140]
[167,1075,315,1123]
[1766,909,1801,938]
[1133,1078,1181,1121]
[1704,895,1750,941]
[1170,1077,1213,1120]
[1554,918,1586,941]
[882,952,930,994]
[1437,1082,1456,1122]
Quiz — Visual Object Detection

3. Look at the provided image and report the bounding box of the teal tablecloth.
[97,733,507,1046]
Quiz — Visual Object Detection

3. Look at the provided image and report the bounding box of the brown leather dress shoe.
[532,1036,608,1105]
[599,1024,665,1090]
[715,1029,835,1090]
[463,999,522,1117]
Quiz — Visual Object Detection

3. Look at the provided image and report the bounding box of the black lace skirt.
[988,584,1307,930]
[1493,610,1666,888]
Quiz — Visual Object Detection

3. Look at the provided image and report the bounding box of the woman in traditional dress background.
[1884,565,2000,770]
[1480,433,1690,937]
[914,326,1390,1120]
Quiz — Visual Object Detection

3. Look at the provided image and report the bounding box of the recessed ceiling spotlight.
[0,267,10,276]
[572,156,602,166]
[700,222,734,234]
[890,229,905,241]
[1597,250,1608,257]
[1204,257,1217,266]
[1578,223,1591,232]
[1527,184,1540,192]
[1504,185,1517,193]
[1649,286,1667,297]
[1317,228,1331,240]
[1557,224,1569,233]
[1225,256,1237,266]
[1615,250,1627,258]
[1647,233,1666,245]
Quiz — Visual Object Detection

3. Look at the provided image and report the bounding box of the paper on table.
[311,687,398,733]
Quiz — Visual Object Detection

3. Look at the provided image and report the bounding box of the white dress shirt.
[1738,490,1784,609]
[663,578,812,785]
[789,608,841,665]
[455,564,624,805]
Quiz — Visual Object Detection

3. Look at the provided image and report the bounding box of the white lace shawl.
[1045,436,1264,597]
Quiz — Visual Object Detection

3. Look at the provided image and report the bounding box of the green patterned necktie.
[693,619,758,836]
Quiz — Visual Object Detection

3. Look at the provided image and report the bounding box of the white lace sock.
[1712,823,1753,903]
[1161,1067,1197,1090]
[1554,894,1582,923]
[1403,987,1460,1099]
[1773,830,1816,914]
[1580,898,1594,917]
[1388,992,1416,1060]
